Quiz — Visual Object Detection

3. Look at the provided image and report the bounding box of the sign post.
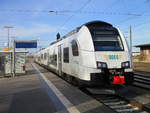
[12,40,16,77]
[12,40,37,77]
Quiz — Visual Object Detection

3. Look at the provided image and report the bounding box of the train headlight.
[121,61,130,68]
[97,62,107,69]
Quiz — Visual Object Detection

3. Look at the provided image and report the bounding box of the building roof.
[135,44,150,47]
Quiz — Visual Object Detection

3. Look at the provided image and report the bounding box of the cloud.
[13,23,66,38]
[0,23,67,48]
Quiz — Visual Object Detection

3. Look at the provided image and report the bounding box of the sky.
[0,0,150,52]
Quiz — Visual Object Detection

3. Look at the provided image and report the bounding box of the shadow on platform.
[8,88,57,113]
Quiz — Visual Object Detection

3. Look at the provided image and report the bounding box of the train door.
[58,45,62,76]
[0,56,5,76]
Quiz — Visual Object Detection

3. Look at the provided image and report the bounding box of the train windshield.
[90,27,124,51]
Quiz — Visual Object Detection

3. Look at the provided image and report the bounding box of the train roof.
[50,20,113,46]
[83,20,112,27]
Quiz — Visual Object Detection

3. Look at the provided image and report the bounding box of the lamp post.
[129,25,133,68]
[3,26,14,49]
[4,26,14,77]
[124,26,132,67]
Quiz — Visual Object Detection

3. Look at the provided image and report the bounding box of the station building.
[132,52,140,57]
[135,44,150,62]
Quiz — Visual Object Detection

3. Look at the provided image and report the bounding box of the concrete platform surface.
[33,63,116,113]
[0,63,57,113]
[0,63,116,113]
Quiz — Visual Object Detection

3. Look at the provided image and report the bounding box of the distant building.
[132,52,140,56]
[135,44,150,62]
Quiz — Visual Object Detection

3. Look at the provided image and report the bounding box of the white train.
[35,21,134,87]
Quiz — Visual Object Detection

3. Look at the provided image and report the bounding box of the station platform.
[0,63,116,113]
[0,63,57,113]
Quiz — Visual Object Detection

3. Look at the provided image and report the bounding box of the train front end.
[85,21,134,86]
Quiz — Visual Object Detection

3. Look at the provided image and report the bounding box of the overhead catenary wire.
[118,0,150,26]
[118,9,150,31]
[133,20,150,29]
[104,0,121,11]
[49,0,142,33]
[0,1,149,33]
[1,5,146,17]
[51,10,142,16]
[55,0,92,33]
[0,9,142,16]
[118,9,150,26]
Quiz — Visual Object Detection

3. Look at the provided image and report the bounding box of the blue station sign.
[15,40,37,48]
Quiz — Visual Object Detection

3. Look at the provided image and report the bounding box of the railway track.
[36,63,150,113]
[133,72,150,90]
[81,88,149,113]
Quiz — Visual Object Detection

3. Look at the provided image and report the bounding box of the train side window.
[49,54,57,66]
[41,54,43,59]
[63,47,69,63]
[71,40,79,56]
[49,55,52,63]
[44,53,47,60]
[53,54,57,66]
[38,56,40,61]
